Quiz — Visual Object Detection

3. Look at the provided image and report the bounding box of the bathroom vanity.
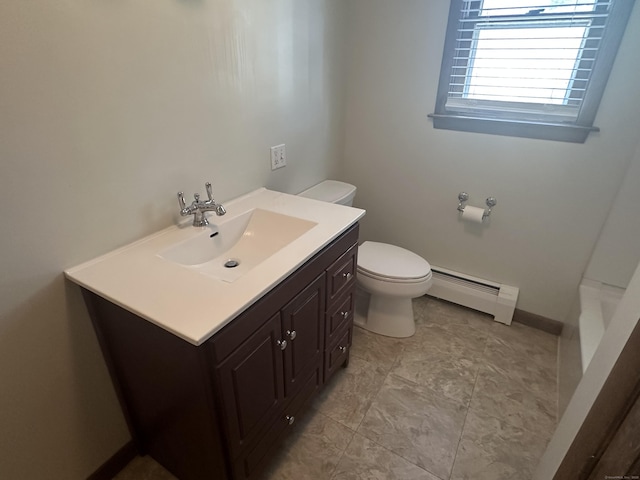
[66,188,364,480]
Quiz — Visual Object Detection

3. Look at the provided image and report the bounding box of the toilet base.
[354,289,416,338]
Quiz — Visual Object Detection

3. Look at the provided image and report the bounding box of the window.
[431,0,634,142]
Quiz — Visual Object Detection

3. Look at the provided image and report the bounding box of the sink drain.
[224,259,240,268]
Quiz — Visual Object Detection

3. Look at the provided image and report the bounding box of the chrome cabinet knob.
[276,339,287,351]
[340,311,349,319]
[286,330,297,340]
[286,415,295,425]
[338,346,347,353]
[342,272,353,280]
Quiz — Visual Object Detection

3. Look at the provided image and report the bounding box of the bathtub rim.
[578,278,625,373]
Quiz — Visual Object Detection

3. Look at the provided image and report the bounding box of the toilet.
[298,180,432,337]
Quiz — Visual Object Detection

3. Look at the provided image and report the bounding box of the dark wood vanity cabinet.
[83,223,358,480]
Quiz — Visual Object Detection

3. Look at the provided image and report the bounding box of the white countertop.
[65,188,365,345]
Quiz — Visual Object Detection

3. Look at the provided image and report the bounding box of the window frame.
[431,0,635,143]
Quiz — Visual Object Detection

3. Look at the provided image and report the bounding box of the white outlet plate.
[270,144,286,170]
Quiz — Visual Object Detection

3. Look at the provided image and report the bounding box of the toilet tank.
[297,180,356,206]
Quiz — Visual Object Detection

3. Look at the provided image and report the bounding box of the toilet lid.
[298,180,356,204]
[357,241,431,280]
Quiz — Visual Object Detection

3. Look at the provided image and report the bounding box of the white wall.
[584,139,640,288]
[0,1,346,478]
[341,0,640,321]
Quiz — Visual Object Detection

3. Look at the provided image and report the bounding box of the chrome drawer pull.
[342,272,353,280]
[286,330,297,340]
[286,415,295,425]
[276,339,287,350]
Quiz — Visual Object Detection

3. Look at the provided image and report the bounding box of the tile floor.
[115,296,558,480]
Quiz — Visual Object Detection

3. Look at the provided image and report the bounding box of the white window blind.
[431,0,635,142]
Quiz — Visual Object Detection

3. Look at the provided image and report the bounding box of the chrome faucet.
[177,182,226,227]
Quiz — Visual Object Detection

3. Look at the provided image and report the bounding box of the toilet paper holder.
[457,192,497,219]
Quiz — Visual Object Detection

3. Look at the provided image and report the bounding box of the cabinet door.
[281,274,325,397]
[217,313,285,457]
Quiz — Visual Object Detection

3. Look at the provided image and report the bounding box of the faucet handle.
[177,192,186,210]
[205,182,214,201]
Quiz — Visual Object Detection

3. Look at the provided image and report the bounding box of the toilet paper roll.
[461,205,485,223]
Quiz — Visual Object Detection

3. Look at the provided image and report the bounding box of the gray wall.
[585,140,640,288]
[341,0,640,321]
[0,1,347,477]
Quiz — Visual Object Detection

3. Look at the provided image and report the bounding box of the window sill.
[429,113,599,143]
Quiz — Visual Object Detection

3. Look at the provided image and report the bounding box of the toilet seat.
[358,268,432,284]
[357,241,431,281]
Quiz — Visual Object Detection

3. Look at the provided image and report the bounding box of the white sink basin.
[158,209,254,266]
[158,208,317,282]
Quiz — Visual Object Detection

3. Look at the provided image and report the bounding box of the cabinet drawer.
[324,327,351,383]
[233,367,321,480]
[326,243,357,306]
[326,291,354,346]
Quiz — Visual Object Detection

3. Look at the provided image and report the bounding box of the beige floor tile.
[412,295,434,324]
[487,320,558,353]
[469,363,557,440]
[403,321,489,362]
[350,326,404,372]
[313,355,388,430]
[391,347,479,405]
[483,342,557,393]
[484,325,558,373]
[331,433,443,480]
[357,374,467,479]
[113,455,177,480]
[481,334,557,415]
[450,409,551,480]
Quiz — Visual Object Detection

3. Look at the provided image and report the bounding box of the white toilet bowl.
[298,180,432,338]
[355,241,432,337]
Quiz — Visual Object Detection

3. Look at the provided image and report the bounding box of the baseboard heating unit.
[428,266,519,325]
